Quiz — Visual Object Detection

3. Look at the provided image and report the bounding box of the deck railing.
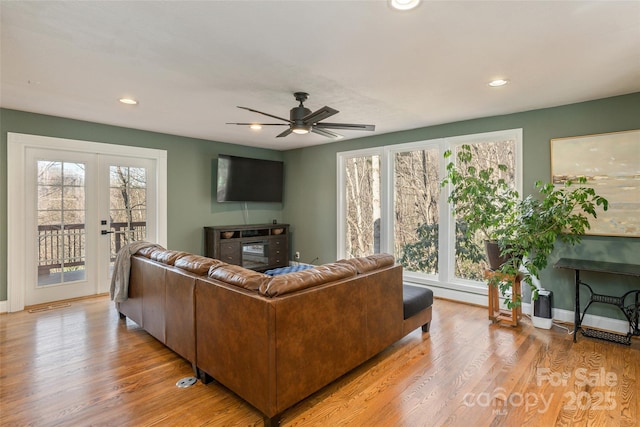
[38,222,146,275]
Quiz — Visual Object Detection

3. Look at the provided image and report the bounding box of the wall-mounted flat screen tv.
[216,154,284,203]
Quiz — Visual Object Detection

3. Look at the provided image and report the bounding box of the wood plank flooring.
[1,296,638,426]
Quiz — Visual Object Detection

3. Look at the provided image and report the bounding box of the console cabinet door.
[269,236,288,267]
[219,240,241,264]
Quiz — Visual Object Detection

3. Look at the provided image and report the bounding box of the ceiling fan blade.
[302,106,339,124]
[276,128,293,138]
[237,106,291,123]
[226,122,288,126]
[315,122,375,131]
[311,127,341,138]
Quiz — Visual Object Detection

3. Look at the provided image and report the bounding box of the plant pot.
[484,240,510,270]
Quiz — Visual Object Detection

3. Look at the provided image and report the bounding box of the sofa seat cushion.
[403,285,433,320]
[264,264,315,276]
[175,255,225,276]
[337,253,395,274]
[259,263,357,297]
[208,264,271,291]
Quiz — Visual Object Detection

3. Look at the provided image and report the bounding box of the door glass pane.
[109,166,147,271]
[344,155,381,258]
[37,186,61,210]
[454,140,517,281]
[394,148,440,275]
[37,161,86,286]
[63,187,85,209]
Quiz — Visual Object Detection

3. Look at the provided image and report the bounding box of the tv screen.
[216,154,284,203]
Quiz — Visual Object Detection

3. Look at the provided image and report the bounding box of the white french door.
[7,133,167,311]
[99,155,157,290]
[26,150,99,305]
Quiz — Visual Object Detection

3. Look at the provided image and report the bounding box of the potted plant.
[442,144,608,307]
[441,145,521,270]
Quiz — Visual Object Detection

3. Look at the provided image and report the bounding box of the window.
[452,139,518,281]
[37,161,87,285]
[338,151,382,259]
[393,145,441,275]
[108,165,148,264]
[337,129,522,297]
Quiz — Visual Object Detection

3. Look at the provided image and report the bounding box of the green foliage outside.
[399,221,485,280]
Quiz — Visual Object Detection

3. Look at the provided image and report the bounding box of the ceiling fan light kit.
[227,92,375,139]
[292,126,311,135]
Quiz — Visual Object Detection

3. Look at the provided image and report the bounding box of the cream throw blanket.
[110,241,163,302]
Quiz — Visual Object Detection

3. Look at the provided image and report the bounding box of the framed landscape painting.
[550,129,640,237]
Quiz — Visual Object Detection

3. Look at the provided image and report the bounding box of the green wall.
[2,94,639,317]
[0,109,284,301]
[282,92,640,316]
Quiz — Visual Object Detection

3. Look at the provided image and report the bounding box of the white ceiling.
[2,1,639,151]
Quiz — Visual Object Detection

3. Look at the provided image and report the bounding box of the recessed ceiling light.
[250,124,262,130]
[119,98,138,105]
[488,79,509,87]
[390,0,421,11]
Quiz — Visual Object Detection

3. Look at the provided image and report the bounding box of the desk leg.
[574,269,580,342]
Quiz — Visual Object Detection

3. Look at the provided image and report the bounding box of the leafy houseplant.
[442,144,608,307]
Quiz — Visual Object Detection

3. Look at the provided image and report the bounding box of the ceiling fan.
[227,92,375,138]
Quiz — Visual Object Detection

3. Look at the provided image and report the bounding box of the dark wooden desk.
[554,258,640,345]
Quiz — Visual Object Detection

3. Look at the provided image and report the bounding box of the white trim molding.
[7,133,168,312]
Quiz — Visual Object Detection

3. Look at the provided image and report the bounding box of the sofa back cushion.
[259,263,357,297]
[136,246,163,258]
[147,249,189,265]
[337,253,395,274]
[175,255,224,276]
[208,264,271,291]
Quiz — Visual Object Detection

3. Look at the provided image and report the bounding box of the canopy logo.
[462,367,618,415]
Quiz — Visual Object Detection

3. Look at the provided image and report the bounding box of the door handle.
[101,230,114,235]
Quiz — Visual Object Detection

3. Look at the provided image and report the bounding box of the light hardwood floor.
[1,295,638,426]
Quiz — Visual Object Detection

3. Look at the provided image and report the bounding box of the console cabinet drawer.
[219,241,241,264]
[268,236,288,266]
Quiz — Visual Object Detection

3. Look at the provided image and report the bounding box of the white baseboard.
[0,300,7,314]
[404,282,488,307]
[404,283,631,336]
[521,302,630,335]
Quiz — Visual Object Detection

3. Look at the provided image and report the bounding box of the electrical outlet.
[295,251,300,260]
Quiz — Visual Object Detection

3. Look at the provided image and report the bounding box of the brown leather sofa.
[117,248,431,426]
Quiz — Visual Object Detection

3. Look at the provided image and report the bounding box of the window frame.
[336,147,387,259]
[337,129,523,298]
